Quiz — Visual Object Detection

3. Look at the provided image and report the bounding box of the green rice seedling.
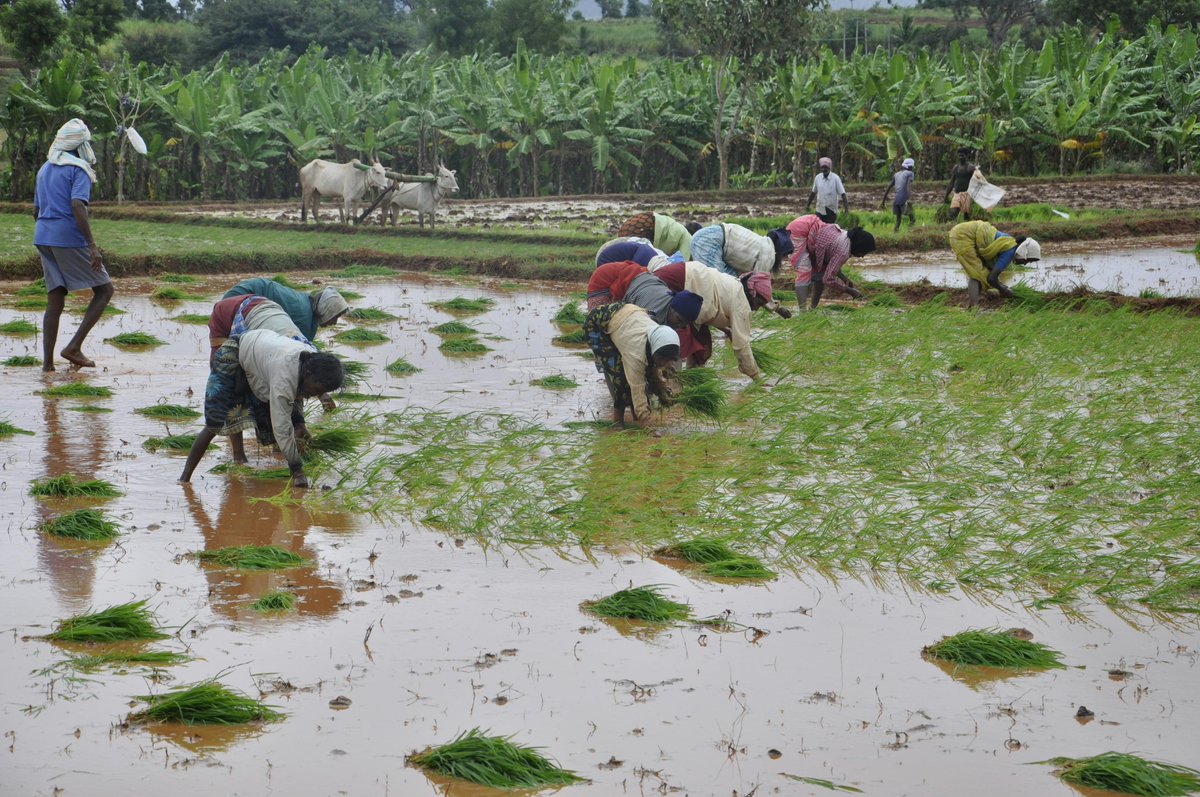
[337,358,370,386]
[67,302,123,316]
[408,728,583,789]
[327,264,394,278]
[552,329,587,346]
[170,313,210,325]
[308,423,370,455]
[430,296,496,314]
[439,338,490,355]
[39,383,112,398]
[531,375,578,389]
[64,651,189,671]
[42,508,119,540]
[270,273,304,289]
[346,307,398,322]
[657,538,738,563]
[431,320,477,336]
[1139,288,1165,299]
[923,629,1064,669]
[583,585,691,622]
[1139,571,1200,613]
[11,297,47,310]
[334,328,389,344]
[251,591,296,611]
[337,289,364,301]
[4,355,40,366]
[158,273,198,284]
[1009,282,1047,310]
[194,545,306,570]
[553,302,586,325]
[700,556,776,579]
[868,291,903,308]
[66,405,112,413]
[150,286,189,302]
[144,433,201,452]
[1045,752,1200,796]
[674,369,727,419]
[0,420,34,438]
[29,474,121,498]
[128,680,285,725]
[385,357,420,374]
[335,391,386,401]
[782,774,863,792]
[749,344,780,374]
[45,600,167,642]
[106,331,166,347]
[16,277,46,296]
[136,404,201,420]
[0,319,38,335]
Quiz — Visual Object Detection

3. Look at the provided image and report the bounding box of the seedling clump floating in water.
[439,338,490,354]
[127,680,285,725]
[45,600,167,642]
[346,307,398,322]
[583,585,691,622]
[553,302,586,325]
[408,728,583,789]
[923,629,1064,669]
[430,296,496,314]
[0,419,34,437]
[42,508,120,540]
[334,328,390,344]
[531,375,578,389]
[251,592,297,612]
[551,329,587,346]
[30,473,122,498]
[67,405,113,413]
[135,404,201,420]
[657,538,775,579]
[431,320,476,336]
[3,355,39,366]
[0,319,38,335]
[151,286,203,302]
[38,383,113,398]
[105,331,165,347]
[385,357,420,374]
[61,651,189,671]
[194,545,306,570]
[144,433,205,452]
[170,313,210,325]
[1044,752,1200,797]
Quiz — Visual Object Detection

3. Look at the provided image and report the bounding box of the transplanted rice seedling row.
[45,600,167,642]
[408,729,583,789]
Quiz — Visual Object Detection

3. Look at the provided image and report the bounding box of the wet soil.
[1,275,1198,796]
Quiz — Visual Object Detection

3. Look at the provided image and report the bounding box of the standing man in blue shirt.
[33,119,113,371]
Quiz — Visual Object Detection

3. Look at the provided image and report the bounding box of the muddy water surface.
[1,274,1198,796]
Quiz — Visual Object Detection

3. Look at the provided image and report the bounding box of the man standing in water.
[33,119,113,371]
[944,146,976,221]
[805,157,849,223]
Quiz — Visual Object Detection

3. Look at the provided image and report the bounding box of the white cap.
[901,157,915,168]
[1015,238,1041,261]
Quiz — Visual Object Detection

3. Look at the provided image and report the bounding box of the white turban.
[314,287,349,324]
[647,254,671,272]
[902,157,915,169]
[1015,238,1041,261]
[647,324,680,357]
[47,119,97,183]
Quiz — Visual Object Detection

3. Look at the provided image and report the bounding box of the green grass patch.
[16,277,46,295]
[923,629,1064,669]
[1009,282,1047,310]
[270,273,305,289]
[11,297,47,310]
[431,320,476,336]
[251,591,296,612]
[531,375,578,389]
[333,327,389,344]
[385,357,420,374]
[553,302,586,325]
[439,338,490,355]
[0,319,37,334]
[157,273,199,283]
[66,405,112,413]
[430,296,496,314]
[62,651,189,671]
[194,545,306,570]
[127,680,285,725]
[42,508,119,540]
[30,473,121,498]
[4,355,40,366]
[0,419,34,437]
[136,403,201,420]
[170,313,211,325]
[408,728,583,790]
[45,600,166,642]
[868,291,903,308]
[551,329,587,346]
[106,331,166,347]
[327,264,395,277]
[1046,752,1200,796]
[346,307,398,322]
[38,382,112,398]
[583,585,691,622]
[675,368,727,419]
[144,433,202,452]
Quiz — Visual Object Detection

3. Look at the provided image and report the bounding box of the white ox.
[385,164,459,229]
[299,158,389,224]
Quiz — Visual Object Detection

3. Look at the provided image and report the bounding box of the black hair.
[299,352,345,393]
[653,344,680,361]
[1013,235,1027,246]
[684,221,703,235]
[847,227,876,257]
[958,146,972,156]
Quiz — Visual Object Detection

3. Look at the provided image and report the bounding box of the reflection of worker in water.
[181,479,348,619]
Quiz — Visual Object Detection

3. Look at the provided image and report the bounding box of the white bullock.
[299,158,389,224]
[385,164,459,229]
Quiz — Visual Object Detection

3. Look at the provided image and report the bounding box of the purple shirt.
[34,163,91,248]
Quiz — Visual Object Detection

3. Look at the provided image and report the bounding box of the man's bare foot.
[42,362,55,372]
[60,348,95,369]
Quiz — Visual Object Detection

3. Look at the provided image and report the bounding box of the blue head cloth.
[669,290,704,323]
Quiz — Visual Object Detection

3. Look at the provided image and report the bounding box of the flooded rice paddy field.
[1,274,1198,796]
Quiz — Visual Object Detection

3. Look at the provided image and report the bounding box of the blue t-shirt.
[33,163,92,248]
[993,232,1016,272]
[892,169,915,205]
[598,241,658,268]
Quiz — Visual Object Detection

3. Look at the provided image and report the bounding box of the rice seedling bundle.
[336,391,386,401]
[144,433,202,451]
[749,344,780,374]
[158,273,198,284]
[674,368,727,419]
[251,592,297,611]
[170,313,211,325]
[0,420,34,437]
[39,383,112,398]
[431,320,476,336]
[136,404,201,420]
[334,328,390,344]
[700,556,775,579]
[128,681,285,725]
[0,319,38,335]
[346,307,398,322]
[552,330,587,346]
[66,651,189,670]
[106,331,165,347]
[656,538,775,579]
[583,585,691,622]
[11,298,47,310]
[439,338,490,354]
[531,375,578,389]
[431,296,495,314]
[923,629,1064,669]
[408,729,583,789]
[337,358,370,385]
[30,474,121,498]
[16,278,46,296]
[4,355,40,366]
[67,302,123,316]
[1047,753,1200,797]
[328,264,394,278]
[338,289,364,301]
[308,423,370,455]
[868,291,903,308]
[1009,282,1047,310]
[150,286,190,302]
[42,508,119,540]
[66,405,112,413]
[45,600,167,642]
[195,545,306,570]
[553,302,586,325]
[385,357,420,374]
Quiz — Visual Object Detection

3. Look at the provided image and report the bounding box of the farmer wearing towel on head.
[583,303,681,428]
[688,223,794,320]
[223,278,349,342]
[32,118,114,372]
[614,212,702,260]
[880,158,917,233]
[949,220,1041,309]
[806,157,849,223]
[586,260,703,332]
[179,329,346,489]
[595,237,666,268]
[787,215,876,309]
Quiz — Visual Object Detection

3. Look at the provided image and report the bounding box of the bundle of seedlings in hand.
[42,508,120,541]
[38,383,112,398]
[530,375,578,389]
[251,592,297,612]
[1009,282,1047,310]
[551,329,588,346]
[553,302,586,325]
[3,355,39,366]
[656,538,775,579]
[144,433,203,451]
[334,328,389,344]
[430,296,496,314]
[127,680,285,726]
[749,344,781,374]
[194,545,305,570]
[0,419,34,437]
[431,320,477,336]
[408,728,583,790]
[135,403,201,420]
[30,473,121,498]
[674,368,727,419]
[105,331,165,347]
[307,421,370,455]
[45,600,167,642]
[346,307,398,322]
[439,338,490,355]
[0,319,38,335]
[1045,752,1200,797]
[385,357,420,374]
[170,313,211,325]
[923,628,1064,669]
[336,358,371,386]
[583,585,691,622]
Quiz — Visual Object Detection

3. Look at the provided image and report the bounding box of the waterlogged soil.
[2,275,1199,796]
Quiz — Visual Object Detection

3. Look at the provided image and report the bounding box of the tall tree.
[487,0,570,55]
[0,0,64,71]
[415,0,490,55]
[1047,0,1200,31]
[597,0,622,18]
[653,0,824,189]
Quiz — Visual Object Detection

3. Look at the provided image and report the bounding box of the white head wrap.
[1015,238,1041,261]
[47,119,97,183]
[901,157,915,169]
[647,325,680,356]
[646,254,671,272]
[314,287,349,324]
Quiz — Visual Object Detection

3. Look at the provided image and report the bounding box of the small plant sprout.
[439,338,490,355]
[30,474,121,498]
[430,296,496,314]
[385,357,420,374]
[105,331,166,347]
[431,320,477,336]
[1044,752,1200,797]
[45,600,167,642]
[408,729,583,789]
[127,680,285,725]
[42,508,120,541]
[923,629,1065,669]
[530,375,578,389]
[251,592,296,612]
[582,585,691,622]
[334,328,390,344]
[194,546,306,570]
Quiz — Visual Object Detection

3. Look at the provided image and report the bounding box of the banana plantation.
[1,22,1198,203]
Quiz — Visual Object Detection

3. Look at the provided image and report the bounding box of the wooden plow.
[352,163,436,224]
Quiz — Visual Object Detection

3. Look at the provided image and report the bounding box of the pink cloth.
[787,215,827,285]
[808,223,852,291]
[743,272,773,304]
